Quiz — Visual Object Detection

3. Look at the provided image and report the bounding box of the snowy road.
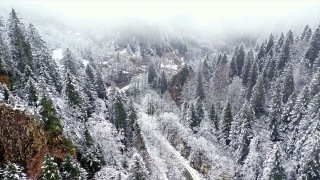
[138,111,201,180]
[158,128,201,180]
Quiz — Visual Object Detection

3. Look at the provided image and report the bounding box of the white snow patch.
[75,32,81,36]
[120,84,131,92]
[120,49,126,54]
[52,49,63,60]
[83,60,89,67]
[67,31,71,33]
[161,64,178,70]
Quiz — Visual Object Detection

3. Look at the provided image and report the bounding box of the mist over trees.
[0,2,319,179]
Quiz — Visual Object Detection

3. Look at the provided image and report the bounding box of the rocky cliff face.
[0,104,75,178]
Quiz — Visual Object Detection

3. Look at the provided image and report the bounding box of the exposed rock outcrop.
[0,104,75,178]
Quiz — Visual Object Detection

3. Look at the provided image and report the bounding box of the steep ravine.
[0,103,75,179]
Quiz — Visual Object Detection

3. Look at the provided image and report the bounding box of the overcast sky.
[20,0,319,24]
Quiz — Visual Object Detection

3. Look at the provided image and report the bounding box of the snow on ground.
[136,104,201,180]
[160,63,178,70]
[75,32,81,36]
[52,49,63,60]
[120,84,131,93]
[82,59,89,67]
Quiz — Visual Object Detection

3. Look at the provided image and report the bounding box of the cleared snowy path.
[138,111,201,180]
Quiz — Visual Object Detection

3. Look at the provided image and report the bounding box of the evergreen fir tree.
[61,153,87,180]
[114,96,127,131]
[277,34,292,71]
[189,104,197,130]
[195,67,205,100]
[257,43,266,60]
[275,33,284,53]
[3,84,9,103]
[304,28,313,42]
[126,101,137,148]
[65,71,82,107]
[96,71,107,100]
[42,153,61,180]
[246,60,258,100]
[286,30,294,44]
[281,64,294,103]
[266,33,274,56]
[264,144,286,180]
[229,56,237,79]
[289,86,310,128]
[2,163,26,180]
[241,49,253,86]
[269,83,283,142]
[202,55,211,82]
[128,153,148,180]
[305,25,320,66]
[300,25,310,41]
[222,102,233,145]
[84,64,97,117]
[0,15,11,70]
[236,44,246,76]
[242,136,263,180]
[265,56,277,81]
[62,48,79,76]
[79,128,106,179]
[180,63,190,87]
[236,102,253,164]
[160,71,168,94]
[250,76,265,117]
[7,9,33,73]
[27,80,38,107]
[300,145,320,180]
[40,95,63,134]
[195,97,204,127]
[209,103,219,131]
[148,63,157,85]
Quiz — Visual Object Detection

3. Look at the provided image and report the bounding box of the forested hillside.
[0,7,319,180]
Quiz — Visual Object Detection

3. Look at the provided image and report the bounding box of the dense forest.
[0,7,319,180]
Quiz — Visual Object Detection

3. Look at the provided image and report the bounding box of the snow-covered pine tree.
[80,128,106,179]
[62,48,79,76]
[263,143,286,180]
[305,25,320,66]
[281,64,294,104]
[275,32,284,53]
[40,95,63,134]
[245,60,258,100]
[268,82,283,142]
[241,49,253,86]
[84,64,97,117]
[277,31,292,71]
[96,70,107,100]
[257,42,266,60]
[195,67,205,100]
[7,9,33,73]
[128,153,149,180]
[265,33,274,57]
[2,163,26,180]
[202,55,211,82]
[229,45,238,79]
[42,153,61,180]
[236,44,246,76]
[222,101,233,145]
[209,103,219,131]
[61,153,87,180]
[242,136,263,180]
[250,76,265,117]
[234,102,253,164]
